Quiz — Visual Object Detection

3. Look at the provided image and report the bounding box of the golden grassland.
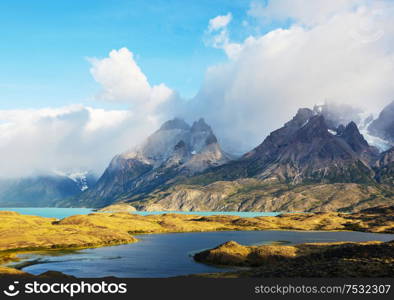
[0,205,394,277]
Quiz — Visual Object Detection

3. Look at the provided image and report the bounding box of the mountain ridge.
[71,118,231,207]
[90,107,393,212]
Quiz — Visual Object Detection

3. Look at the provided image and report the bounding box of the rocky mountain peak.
[344,121,358,131]
[74,105,394,209]
[77,117,231,207]
[340,121,370,153]
[293,115,330,142]
[159,118,190,131]
[191,118,212,133]
[284,108,315,129]
[240,107,376,184]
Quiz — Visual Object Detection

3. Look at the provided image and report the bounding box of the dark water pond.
[16,230,394,278]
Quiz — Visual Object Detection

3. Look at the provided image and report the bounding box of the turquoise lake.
[0,207,280,219]
[0,207,94,219]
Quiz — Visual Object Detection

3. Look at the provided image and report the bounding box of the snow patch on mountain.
[328,129,337,135]
[360,129,393,152]
[67,171,90,191]
[53,170,92,191]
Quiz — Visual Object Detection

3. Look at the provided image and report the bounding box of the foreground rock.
[194,240,394,277]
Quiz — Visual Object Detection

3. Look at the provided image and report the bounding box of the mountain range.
[0,172,96,207]
[67,118,231,207]
[1,101,393,211]
[68,101,394,212]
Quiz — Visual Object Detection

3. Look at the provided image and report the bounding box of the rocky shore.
[1,205,394,278]
[193,240,394,277]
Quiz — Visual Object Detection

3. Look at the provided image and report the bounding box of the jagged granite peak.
[253,114,376,183]
[142,117,229,168]
[291,115,331,142]
[368,101,394,144]
[340,121,370,153]
[120,117,223,168]
[74,118,230,207]
[72,106,394,210]
[338,121,380,166]
[243,108,315,160]
[191,118,212,133]
[285,108,316,128]
[125,108,393,213]
[310,103,387,153]
[121,118,192,167]
[159,118,190,131]
[199,109,376,185]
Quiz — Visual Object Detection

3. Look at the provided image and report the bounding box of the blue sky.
[0,0,257,110]
[1,0,393,177]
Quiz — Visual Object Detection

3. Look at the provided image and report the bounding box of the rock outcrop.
[193,240,394,277]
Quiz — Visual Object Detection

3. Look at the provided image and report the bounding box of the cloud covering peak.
[1,0,394,177]
[193,0,394,152]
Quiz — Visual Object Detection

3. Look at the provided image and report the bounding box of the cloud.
[89,47,174,112]
[188,0,394,153]
[0,105,161,178]
[2,0,394,178]
[248,0,362,26]
[205,13,242,59]
[208,13,232,32]
[0,48,183,179]
[0,48,185,178]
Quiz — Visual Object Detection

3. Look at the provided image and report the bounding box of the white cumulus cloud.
[188,0,394,153]
[89,47,174,113]
[0,105,162,178]
[205,13,242,59]
[0,48,182,178]
[1,0,394,178]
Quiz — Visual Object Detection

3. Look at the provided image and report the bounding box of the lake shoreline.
[192,239,394,278]
[1,205,394,278]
